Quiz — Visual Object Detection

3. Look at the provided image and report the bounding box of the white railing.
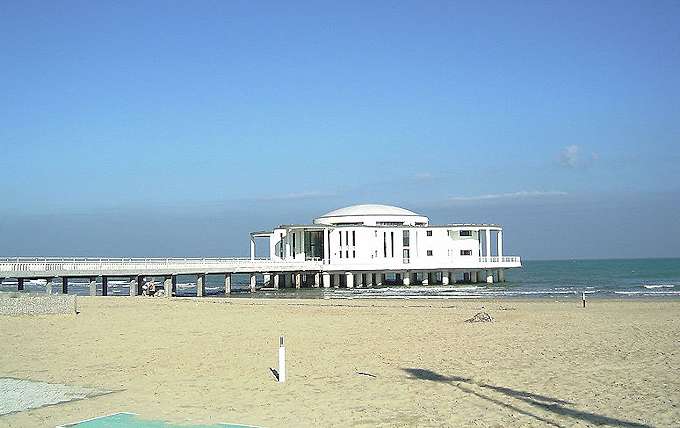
[0,257,322,275]
[478,256,521,264]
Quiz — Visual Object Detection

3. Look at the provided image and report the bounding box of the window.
[460,250,472,256]
[403,230,410,247]
[390,232,395,257]
[339,231,342,246]
[345,231,349,246]
[460,230,472,237]
[383,232,387,257]
[279,233,284,258]
[352,230,356,246]
[427,250,433,256]
[346,250,349,258]
[426,230,432,236]
[292,233,296,256]
[353,250,356,258]
[377,221,404,226]
[403,249,410,263]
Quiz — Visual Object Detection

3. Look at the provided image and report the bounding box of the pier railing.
[478,256,520,264]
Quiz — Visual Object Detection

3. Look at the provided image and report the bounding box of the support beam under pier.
[250,273,257,292]
[46,277,54,295]
[89,277,97,296]
[273,274,280,290]
[442,271,450,286]
[224,273,231,295]
[197,274,206,297]
[402,271,411,286]
[345,272,354,289]
[62,277,68,294]
[313,273,320,288]
[322,272,331,288]
[18,278,24,291]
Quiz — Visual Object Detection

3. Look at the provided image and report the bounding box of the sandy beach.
[0,296,678,427]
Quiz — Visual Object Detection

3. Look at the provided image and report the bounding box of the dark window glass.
[427,250,433,256]
[426,230,433,236]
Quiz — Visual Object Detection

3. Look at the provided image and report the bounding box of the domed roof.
[319,204,421,218]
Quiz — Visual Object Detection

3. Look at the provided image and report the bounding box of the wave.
[641,284,675,289]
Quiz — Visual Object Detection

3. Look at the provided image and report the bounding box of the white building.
[250,204,521,288]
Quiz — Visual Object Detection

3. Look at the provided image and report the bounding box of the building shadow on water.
[403,368,651,428]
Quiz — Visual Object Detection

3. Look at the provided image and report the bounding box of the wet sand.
[0,297,678,427]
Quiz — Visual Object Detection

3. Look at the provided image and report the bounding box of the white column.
[471,272,478,283]
[333,273,340,288]
[322,272,331,288]
[264,273,271,287]
[345,272,354,288]
[497,230,503,258]
[402,271,411,286]
[485,229,491,258]
[273,274,280,289]
[250,273,257,292]
[197,274,205,297]
[498,269,505,282]
[89,277,97,296]
[250,237,255,260]
[295,272,301,289]
[442,271,450,286]
[313,273,320,288]
[224,274,231,295]
[486,270,494,284]
[323,228,329,264]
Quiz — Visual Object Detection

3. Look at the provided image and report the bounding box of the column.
[323,229,329,264]
[486,270,494,284]
[273,274,280,290]
[46,277,54,295]
[450,271,456,284]
[62,277,69,294]
[164,275,174,298]
[485,229,491,258]
[250,273,257,292]
[345,272,354,288]
[313,273,320,288]
[137,275,145,296]
[498,269,505,282]
[264,273,272,287]
[377,272,385,286]
[89,277,97,296]
[322,272,331,288]
[128,276,136,296]
[366,273,374,288]
[250,237,256,260]
[402,271,411,286]
[294,272,301,289]
[101,276,108,296]
[333,273,340,288]
[196,274,206,297]
[442,271,450,286]
[497,230,503,258]
[471,272,478,283]
[18,278,24,291]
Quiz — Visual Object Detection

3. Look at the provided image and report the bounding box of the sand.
[0,296,678,427]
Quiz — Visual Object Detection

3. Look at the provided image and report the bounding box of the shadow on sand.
[403,368,651,428]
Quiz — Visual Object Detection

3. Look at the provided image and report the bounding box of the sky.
[1,0,679,259]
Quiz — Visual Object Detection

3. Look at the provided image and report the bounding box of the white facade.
[251,204,521,285]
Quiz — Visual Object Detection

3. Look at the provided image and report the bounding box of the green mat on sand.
[58,412,259,428]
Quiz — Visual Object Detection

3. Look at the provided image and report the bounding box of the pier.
[0,256,520,296]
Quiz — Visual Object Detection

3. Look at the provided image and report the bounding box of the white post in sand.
[278,335,286,383]
[582,292,586,308]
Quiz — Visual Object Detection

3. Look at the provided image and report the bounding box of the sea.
[2,258,679,300]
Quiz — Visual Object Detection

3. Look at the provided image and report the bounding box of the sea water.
[2,258,679,299]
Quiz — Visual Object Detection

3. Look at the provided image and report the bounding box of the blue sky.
[1,0,679,259]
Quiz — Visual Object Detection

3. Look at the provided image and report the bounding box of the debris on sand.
[465,312,494,323]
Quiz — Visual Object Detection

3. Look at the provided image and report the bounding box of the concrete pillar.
[485,229,491,258]
[497,230,503,258]
[345,272,354,288]
[250,273,257,292]
[486,271,494,284]
[250,237,256,260]
[313,272,320,288]
[263,273,272,287]
[377,272,385,286]
[62,277,69,294]
[17,278,24,291]
[471,272,478,284]
[101,276,108,296]
[333,273,340,288]
[498,269,505,282]
[196,274,206,297]
[273,274,280,289]
[129,277,137,296]
[164,275,174,298]
[322,272,331,288]
[294,273,301,289]
[89,277,97,296]
[450,271,456,284]
[137,276,145,296]
[442,271,450,286]
[367,273,374,288]
[46,277,54,295]
[402,272,411,286]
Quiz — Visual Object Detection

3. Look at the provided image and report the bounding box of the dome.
[320,204,420,218]
[314,204,429,226]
